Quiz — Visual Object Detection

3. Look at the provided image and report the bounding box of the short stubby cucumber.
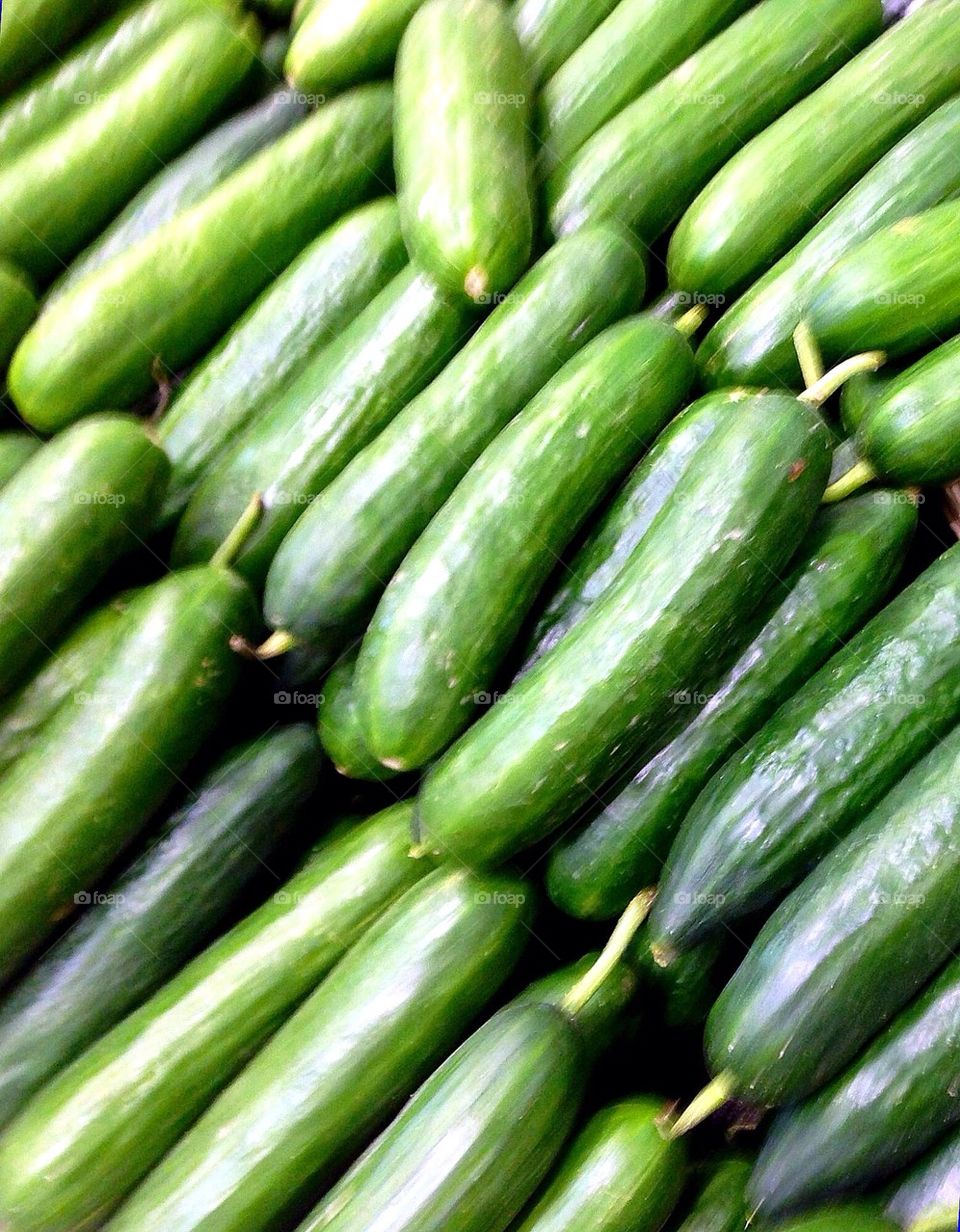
[355,315,696,771]
[416,391,832,868]
[0,261,35,374]
[0,0,126,92]
[886,1127,960,1232]
[511,0,619,85]
[317,653,402,782]
[674,1156,752,1232]
[287,0,426,95]
[0,433,39,491]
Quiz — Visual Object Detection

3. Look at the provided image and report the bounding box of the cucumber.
[548,492,916,920]
[840,371,887,434]
[158,198,406,524]
[416,391,832,869]
[765,1209,898,1232]
[668,0,960,296]
[394,0,533,302]
[0,433,39,490]
[0,725,321,1128]
[8,83,393,429]
[511,0,619,85]
[650,538,960,956]
[0,261,35,374]
[317,653,402,781]
[514,954,638,1055]
[630,929,726,1032]
[104,869,530,1232]
[886,1128,960,1231]
[546,0,882,245]
[698,97,960,389]
[355,315,696,771]
[0,12,260,282]
[0,415,169,696]
[173,266,470,587]
[262,224,646,663]
[537,0,753,175]
[0,0,126,92]
[752,952,960,1216]
[0,804,431,1231]
[287,0,425,94]
[674,1156,752,1232]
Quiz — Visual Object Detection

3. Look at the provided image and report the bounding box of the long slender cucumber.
[287,0,426,94]
[0,0,126,92]
[0,433,39,490]
[0,261,35,374]
[886,1128,960,1231]
[511,0,619,85]
[317,652,402,782]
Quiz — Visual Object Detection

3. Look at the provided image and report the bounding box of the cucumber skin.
[395,0,533,302]
[0,804,431,1232]
[8,84,393,430]
[263,224,646,660]
[0,262,35,373]
[548,492,917,920]
[704,719,960,1106]
[546,0,882,245]
[631,928,726,1032]
[769,1209,898,1232]
[886,1127,960,1230]
[511,0,619,85]
[0,415,169,697]
[651,539,960,956]
[174,267,470,587]
[0,13,259,282]
[417,392,833,869]
[0,725,321,1130]
[515,1099,686,1232]
[159,198,406,524]
[355,316,695,771]
[514,955,637,1056]
[668,0,960,296]
[287,0,425,94]
[106,869,531,1232]
[0,0,125,92]
[698,97,960,389]
[675,1156,752,1232]
[296,1003,586,1232]
[840,371,886,434]
[0,433,39,491]
[317,653,402,782]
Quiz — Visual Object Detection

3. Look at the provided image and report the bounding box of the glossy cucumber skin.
[174,267,470,587]
[674,1156,752,1232]
[549,493,917,920]
[0,0,125,92]
[296,1003,586,1232]
[9,84,393,429]
[417,392,832,869]
[704,719,960,1106]
[159,198,406,524]
[0,804,431,1231]
[356,316,695,771]
[537,0,752,175]
[0,13,259,282]
[0,433,39,490]
[668,0,960,296]
[106,869,530,1232]
[886,1127,960,1230]
[768,1209,898,1232]
[515,1098,685,1232]
[0,725,321,1130]
[511,0,619,85]
[0,261,36,373]
[698,97,960,389]
[395,0,533,302]
[317,653,401,782]
[263,225,646,661]
[287,0,425,93]
[514,955,637,1056]
[651,540,960,955]
[840,371,886,434]
[0,415,169,696]
[546,0,882,245]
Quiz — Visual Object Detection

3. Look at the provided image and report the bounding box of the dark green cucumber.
[840,371,887,434]
[395,0,533,302]
[0,725,321,1128]
[698,97,960,389]
[752,952,960,1216]
[287,0,425,94]
[317,652,401,782]
[546,0,882,245]
[630,929,726,1032]
[263,224,646,662]
[416,391,832,869]
[0,433,39,490]
[0,414,169,696]
[0,12,260,281]
[0,0,126,92]
[0,261,35,374]
[8,84,393,429]
[514,954,638,1055]
[511,0,619,85]
[537,0,752,175]
[886,1128,960,1231]
[158,197,406,524]
[0,803,431,1231]
[674,1156,752,1232]
[668,0,960,296]
[104,869,530,1232]
[651,539,960,956]
[765,1209,897,1232]
[548,492,916,920]
[356,315,695,771]
[174,266,470,587]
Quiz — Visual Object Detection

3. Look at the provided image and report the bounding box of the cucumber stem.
[798,350,885,407]
[255,629,297,660]
[211,492,263,569]
[668,1071,735,1138]
[792,321,824,387]
[822,459,877,504]
[675,305,708,339]
[561,888,655,1017]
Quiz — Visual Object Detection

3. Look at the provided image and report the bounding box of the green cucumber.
[548,492,916,920]
[105,869,530,1232]
[8,83,393,429]
[514,954,638,1055]
[764,1209,897,1232]
[416,391,832,869]
[158,197,406,524]
[0,0,126,92]
[0,433,39,490]
[886,1128,960,1231]
[0,725,321,1129]
[650,538,960,956]
[0,803,431,1231]
[537,0,753,175]
[698,97,960,389]
[0,12,260,282]
[173,266,470,587]
[511,0,619,85]
[395,0,533,302]
[668,0,960,296]
[674,1156,752,1232]
[0,261,35,374]
[840,371,887,434]
[287,0,425,94]
[0,414,168,696]
[263,224,646,663]
[355,315,696,771]
[317,652,401,782]
[630,929,726,1032]
[546,0,882,245]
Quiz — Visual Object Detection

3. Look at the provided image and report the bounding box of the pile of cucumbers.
[2,0,960,1228]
